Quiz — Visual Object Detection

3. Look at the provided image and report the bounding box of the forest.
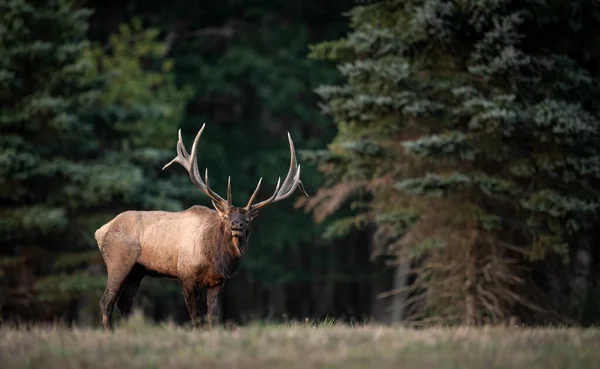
[1,0,600,329]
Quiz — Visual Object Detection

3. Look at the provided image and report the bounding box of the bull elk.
[94,123,307,330]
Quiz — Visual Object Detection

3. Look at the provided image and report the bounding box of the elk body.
[95,123,307,330]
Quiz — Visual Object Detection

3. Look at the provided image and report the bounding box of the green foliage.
[82,18,194,212]
[308,0,600,324]
[1,0,98,246]
[84,18,193,149]
[323,214,370,240]
[0,0,189,321]
[35,272,107,302]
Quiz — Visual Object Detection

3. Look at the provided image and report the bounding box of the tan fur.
[97,206,245,281]
[96,205,250,330]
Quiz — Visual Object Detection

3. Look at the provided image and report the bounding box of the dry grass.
[1,314,599,369]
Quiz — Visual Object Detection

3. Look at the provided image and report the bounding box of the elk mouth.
[231,229,244,238]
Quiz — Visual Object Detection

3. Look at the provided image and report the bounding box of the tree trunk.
[464,230,478,325]
[312,268,335,318]
[390,256,410,324]
[267,283,286,321]
[370,268,390,323]
[570,243,591,321]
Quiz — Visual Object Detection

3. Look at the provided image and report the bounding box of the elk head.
[162,123,308,243]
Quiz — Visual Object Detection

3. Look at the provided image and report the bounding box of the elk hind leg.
[116,265,144,319]
[100,271,130,330]
[99,246,140,330]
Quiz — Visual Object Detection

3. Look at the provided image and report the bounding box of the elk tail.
[94,222,111,251]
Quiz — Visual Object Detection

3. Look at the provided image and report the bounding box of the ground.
[1,314,598,369]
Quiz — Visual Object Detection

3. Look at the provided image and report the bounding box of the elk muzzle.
[230,219,246,237]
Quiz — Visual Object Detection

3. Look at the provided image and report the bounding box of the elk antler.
[162,124,231,211]
[245,132,309,213]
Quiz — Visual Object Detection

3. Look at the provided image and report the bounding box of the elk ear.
[211,200,229,216]
[249,208,260,220]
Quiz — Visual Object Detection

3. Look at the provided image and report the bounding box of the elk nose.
[231,220,241,228]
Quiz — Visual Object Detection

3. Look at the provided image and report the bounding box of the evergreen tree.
[307,0,600,325]
[0,1,190,321]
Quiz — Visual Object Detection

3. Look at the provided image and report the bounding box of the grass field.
[1,315,599,369]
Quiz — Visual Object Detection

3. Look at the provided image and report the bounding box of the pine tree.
[306,0,600,325]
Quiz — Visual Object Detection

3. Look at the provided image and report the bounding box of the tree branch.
[163,26,235,55]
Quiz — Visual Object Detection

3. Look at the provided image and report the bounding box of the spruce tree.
[307,0,600,325]
[0,1,190,321]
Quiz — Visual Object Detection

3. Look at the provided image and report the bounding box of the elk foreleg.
[182,281,200,327]
[207,283,223,328]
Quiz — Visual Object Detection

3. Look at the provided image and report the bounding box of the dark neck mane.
[213,235,247,278]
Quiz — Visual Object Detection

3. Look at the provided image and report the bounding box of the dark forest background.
[2,0,600,328]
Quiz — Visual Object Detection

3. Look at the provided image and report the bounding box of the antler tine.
[178,129,189,157]
[272,164,304,201]
[227,176,232,207]
[267,177,282,204]
[162,124,228,209]
[247,133,308,213]
[204,168,227,204]
[245,177,263,209]
[162,129,189,171]
[249,177,281,211]
[277,133,298,194]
